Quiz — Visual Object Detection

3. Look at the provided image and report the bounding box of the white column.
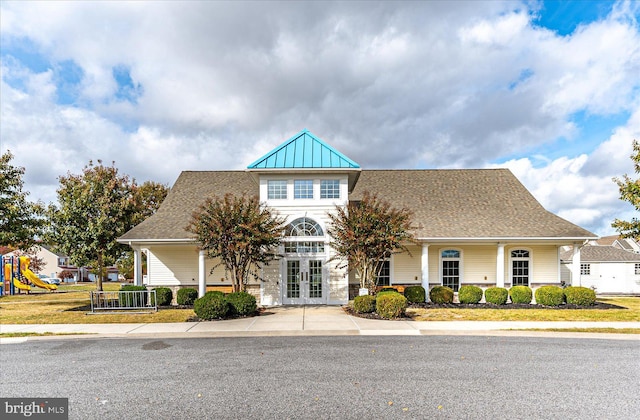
[571,243,581,286]
[198,250,206,297]
[133,247,142,286]
[421,244,430,301]
[496,243,505,288]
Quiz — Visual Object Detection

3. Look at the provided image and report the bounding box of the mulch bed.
[343,300,627,321]
[408,301,625,310]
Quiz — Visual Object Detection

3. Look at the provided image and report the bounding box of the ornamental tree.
[47,161,138,291]
[0,151,45,249]
[187,193,285,293]
[613,139,640,239]
[327,192,414,295]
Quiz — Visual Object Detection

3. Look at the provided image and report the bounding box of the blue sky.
[1,0,639,236]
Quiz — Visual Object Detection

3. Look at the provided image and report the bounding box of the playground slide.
[13,277,31,292]
[21,268,57,291]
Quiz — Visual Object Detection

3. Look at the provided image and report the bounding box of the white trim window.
[294,180,314,199]
[580,263,591,276]
[320,180,340,199]
[510,249,530,286]
[441,249,461,292]
[376,260,391,287]
[267,180,287,199]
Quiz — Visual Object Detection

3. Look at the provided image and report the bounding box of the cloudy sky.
[1,0,639,236]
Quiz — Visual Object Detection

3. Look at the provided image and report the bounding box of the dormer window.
[320,180,340,199]
[268,180,287,199]
[294,180,313,199]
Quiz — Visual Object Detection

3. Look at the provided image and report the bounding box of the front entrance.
[282,258,326,304]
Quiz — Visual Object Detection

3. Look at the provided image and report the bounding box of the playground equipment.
[1,255,57,295]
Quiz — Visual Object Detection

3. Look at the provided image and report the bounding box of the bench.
[206,285,234,294]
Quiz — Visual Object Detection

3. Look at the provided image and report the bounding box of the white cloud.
[1,0,640,236]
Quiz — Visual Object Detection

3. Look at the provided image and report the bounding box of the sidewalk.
[2,306,639,342]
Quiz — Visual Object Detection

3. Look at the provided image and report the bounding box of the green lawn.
[0,283,195,324]
[408,297,640,322]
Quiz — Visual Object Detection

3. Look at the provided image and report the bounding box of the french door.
[283,258,325,304]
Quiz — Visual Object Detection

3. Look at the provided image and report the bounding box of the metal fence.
[90,290,157,313]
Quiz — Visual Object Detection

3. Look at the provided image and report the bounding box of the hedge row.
[372,285,596,306]
[193,291,257,320]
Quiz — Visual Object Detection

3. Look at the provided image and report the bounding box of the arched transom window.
[286,217,324,237]
[284,217,325,253]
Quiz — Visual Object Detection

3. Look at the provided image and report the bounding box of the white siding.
[146,245,199,286]
[571,261,640,294]
[261,260,281,306]
[392,245,421,284]
[461,246,497,285]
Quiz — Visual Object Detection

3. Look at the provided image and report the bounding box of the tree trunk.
[96,252,104,292]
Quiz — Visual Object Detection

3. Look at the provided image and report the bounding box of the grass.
[513,328,640,335]
[3,286,640,327]
[407,297,640,322]
[0,332,93,337]
[0,282,195,324]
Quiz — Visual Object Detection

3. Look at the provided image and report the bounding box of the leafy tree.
[0,151,45,249]
[131,181,169,225]
[57,269,75,282]
[327,192,414,295]
[13,249,45,273]
[613,139,640,239]
[116,181,168,279]
[187,193,285,293]
[47,161,138,291]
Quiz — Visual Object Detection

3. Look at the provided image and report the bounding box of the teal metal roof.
[247,129,360,169]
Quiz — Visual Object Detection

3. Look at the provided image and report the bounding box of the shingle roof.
[119,171,258,241]
[351,169,595,239]
[560,245,640,262]
[120,168,596,241]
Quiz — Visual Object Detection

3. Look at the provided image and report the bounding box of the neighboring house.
[118,129,597,305]
[588,235,640,253]
[6,247,119,283]
[5,245,63,278]
[561,242,640,295]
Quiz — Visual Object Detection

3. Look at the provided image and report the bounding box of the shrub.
[564,286,596,306]
[377,288,398,295]
[226,292,257,316]
[375,293,407,319]
[193,292,229,320]
[458,285,483,304]
[353,295,376,313]
[119,285,148,307]
[429,286,454,304]
[404,285,426,303]
[153,287,173,306]
[534,286,565,307]
[509,286,532,304]
[484,287,508,305]
[177,288,198,306]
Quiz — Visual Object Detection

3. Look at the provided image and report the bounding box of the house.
[4,246,120,283]
[560,240,640,295]
[588,235,640,253]
[4,245,63,279]
[118,129,597,305]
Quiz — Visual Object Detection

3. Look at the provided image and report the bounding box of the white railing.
[90,290,157,313]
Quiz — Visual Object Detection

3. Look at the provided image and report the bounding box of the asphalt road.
[1,336,638,419]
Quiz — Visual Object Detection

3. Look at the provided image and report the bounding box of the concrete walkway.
[2,306,639,342]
